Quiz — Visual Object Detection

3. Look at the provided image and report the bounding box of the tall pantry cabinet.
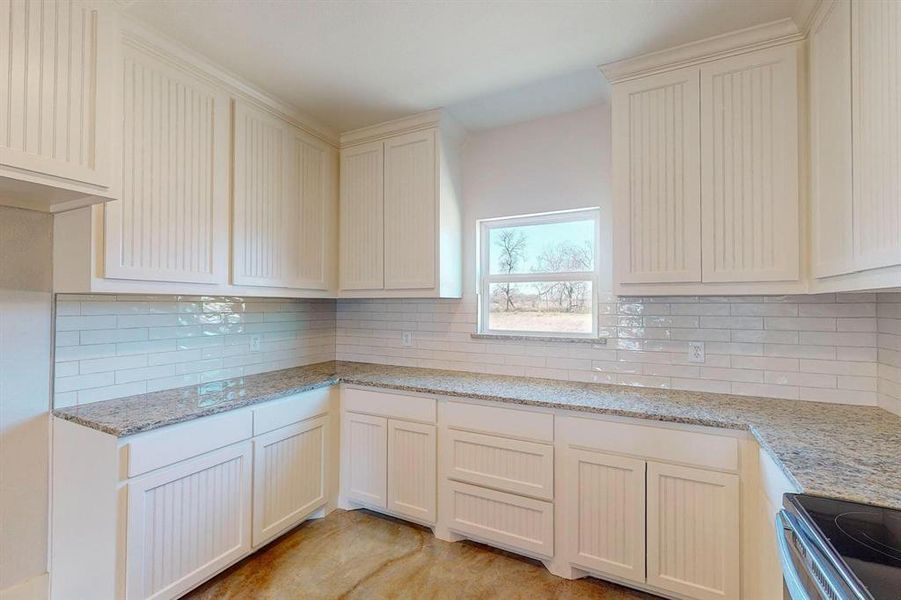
[809,0,901,291]
[339,111,464,298]
[605,21,805,295]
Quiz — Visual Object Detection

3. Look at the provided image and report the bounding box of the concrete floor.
[183,509,661,599]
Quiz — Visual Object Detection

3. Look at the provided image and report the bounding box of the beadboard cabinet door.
[564,449,645,584]
[646,462,740,600]
[387,419,436,523]
[384,130,437,290]
[339,141,384,290]
[700,45,799,283]
[233,100,333,290]
[252,416,328,547]
[852,0,901,272]
[612,67,702,284]
[342,412,388,509]
[0,0,113,194]
[104,40,229,284]
[810,0,854,278]
[126,442,253,600]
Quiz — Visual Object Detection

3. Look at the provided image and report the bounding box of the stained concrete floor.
[183,509,661,599]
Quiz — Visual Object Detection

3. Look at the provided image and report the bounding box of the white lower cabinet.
[564,449,646,583]
[340,392,437,524]
[342,412,389,509]
[252,416,329,547]
[646,462,740,600]
[125,442,253,600]
[387,419,437,523]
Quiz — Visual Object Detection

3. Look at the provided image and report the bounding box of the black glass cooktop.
[790,494,901,599]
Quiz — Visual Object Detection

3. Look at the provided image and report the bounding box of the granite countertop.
[54,360,901,511]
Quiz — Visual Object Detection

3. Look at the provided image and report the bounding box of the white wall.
[0,207,51,596]
[459,103,612,295]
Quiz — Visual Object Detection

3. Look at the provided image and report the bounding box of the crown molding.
[599,18,803,84]
[793,0,824,34]
[339,109,445,148]
[118,14,339,147]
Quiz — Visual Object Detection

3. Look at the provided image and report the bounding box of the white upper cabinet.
[104,37,230,285]
[810,0,853,278]
[233,100,335,290]
[338,110,463,298]
[612,68,702,284]
[0,0,115,212]
[700,45,799,283]
[53,19,339,298]
[605,23,804,295]
[339,141,385,291]
[808,0,901,291]
[384,130,438,290]
[851,0,901,272]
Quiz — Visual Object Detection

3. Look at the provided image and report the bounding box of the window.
[478,208,600,337]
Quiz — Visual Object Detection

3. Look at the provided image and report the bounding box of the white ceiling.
[124,0,801,133]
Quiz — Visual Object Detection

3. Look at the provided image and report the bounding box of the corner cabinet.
[809,0,901,291]
[53,21,339,298]
[608,39,803,295]
[338,111,463,298]
[0,0,117,212]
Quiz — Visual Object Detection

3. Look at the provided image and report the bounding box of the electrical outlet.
[688,341,705,363]
[250,334,262,352]
[401,331,413,348]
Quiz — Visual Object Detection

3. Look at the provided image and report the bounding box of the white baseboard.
[0,573,49,600]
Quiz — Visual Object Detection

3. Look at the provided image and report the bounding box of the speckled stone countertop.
[54,360,901,511]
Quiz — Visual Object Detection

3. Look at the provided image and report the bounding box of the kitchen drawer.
[122,410,253,479]
[442,429,553,500]
[343,386,436,423]
[446,480,554,558]
[559,415,739,472]
[253,386,333,435]
[442,401,553,442]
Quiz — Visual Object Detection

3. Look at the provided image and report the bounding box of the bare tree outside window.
[480,210,599,336]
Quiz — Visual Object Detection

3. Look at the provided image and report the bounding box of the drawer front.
[343,387,436,423]
[124,411,253,478]
[559,416,739,472]
[443,429,553,500]
[446,481,553,558]
[442,401,553,442]
[253,386,332,436]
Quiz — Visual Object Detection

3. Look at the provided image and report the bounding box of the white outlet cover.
[401,332,413,347]
[688,341,705,363]
[250,335,262,352]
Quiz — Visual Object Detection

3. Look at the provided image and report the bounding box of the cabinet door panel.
[290,129,331,289]
[340,142,384,290]
[852,0,901,271]
[613,67,702,283]
[253,416,328,547]
[232,101,286,287]
[387,419,436,523]
[342,412,387,508]
[0,0,110,187]
[565,449,645,583]
[646,462,739,600]
[384,130,437,290]
[126,442,252,600]
[105,42,229,284]
[811,0,853,278]
[700,45,799,283]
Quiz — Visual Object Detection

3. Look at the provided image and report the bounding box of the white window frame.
[477,207,601,338]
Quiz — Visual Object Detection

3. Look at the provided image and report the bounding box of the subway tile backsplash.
[52,291,901,416]
[53,295,335,408]
[336,292,900,414]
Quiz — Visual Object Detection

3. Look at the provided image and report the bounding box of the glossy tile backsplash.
[337,292,900,411]
[53,295,335,407]
[878,292,901,415]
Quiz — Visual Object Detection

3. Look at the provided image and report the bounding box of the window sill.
[470,333,608,345]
